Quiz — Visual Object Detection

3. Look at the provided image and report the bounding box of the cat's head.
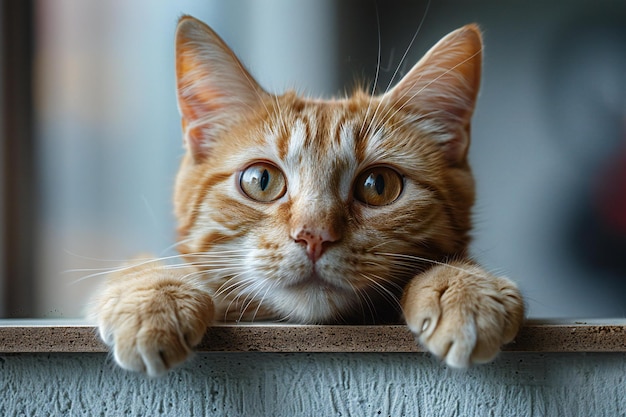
[173,16,481,323]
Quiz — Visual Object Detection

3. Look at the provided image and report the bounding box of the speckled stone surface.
[0,320,624,353]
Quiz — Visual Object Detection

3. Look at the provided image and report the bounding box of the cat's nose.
[292,226,340,262]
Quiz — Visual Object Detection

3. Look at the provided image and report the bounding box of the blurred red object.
[597,140,626,235]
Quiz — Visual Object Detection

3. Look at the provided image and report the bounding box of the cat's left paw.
[88,261,214,376]
[402,262,524,368]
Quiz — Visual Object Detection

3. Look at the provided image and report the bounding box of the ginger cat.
[89,15,524,376]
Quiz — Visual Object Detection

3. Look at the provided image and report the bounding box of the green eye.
[354,166,403,206]
[239,162,287,202]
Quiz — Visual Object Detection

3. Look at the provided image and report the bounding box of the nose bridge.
[290,148,344,222]
[286,121,350,259]
[290,186,342,236]
[289,185,345,261]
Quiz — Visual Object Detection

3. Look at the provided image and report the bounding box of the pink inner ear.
[175,16,267,160]
[183,124,210,161]
[177,76,225,124]
[442,126,471,164]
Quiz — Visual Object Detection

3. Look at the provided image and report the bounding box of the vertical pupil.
[260,169,270,191]
[375,174,385,195]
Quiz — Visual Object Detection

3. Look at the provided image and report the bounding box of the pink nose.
[293,227,339,262]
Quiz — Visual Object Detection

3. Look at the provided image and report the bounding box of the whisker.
[237,277,272,323]
[235,61,273,123]
[158,236,199,255]
[67,246,250,285]
[359,1,382,136]
[63,250,146,264]
[375,252,489,278]
[359,273,403,314]
[361,268,405,295]
[66,254,193,284]
[178,269,211,283]
[219,278,256,321]
[348,280,377,324]
[214,273,253,298]
[382,0,431,97]
[381,49,482,132]
[225,279,266,322]
[271,90,289,139]
[369,240,397,251]
[251,281,276,322]
[362,0,431,141]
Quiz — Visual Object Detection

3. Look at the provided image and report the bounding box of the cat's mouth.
[286,271,348,293]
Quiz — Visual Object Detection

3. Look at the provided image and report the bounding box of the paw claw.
[403,263,524,367]
[90,265,214,375]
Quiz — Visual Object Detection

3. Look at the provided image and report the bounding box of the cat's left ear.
[175,16,268,160]
[385,24,482,164]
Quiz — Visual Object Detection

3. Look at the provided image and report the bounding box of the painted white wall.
[1,352,625,415]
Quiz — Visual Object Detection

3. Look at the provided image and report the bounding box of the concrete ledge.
[1,319,625,353]
[1,320,625,416]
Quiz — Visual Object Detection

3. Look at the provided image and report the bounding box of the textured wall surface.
[1,352,625,416]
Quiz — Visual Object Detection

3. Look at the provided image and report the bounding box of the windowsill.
[0,319,624,353]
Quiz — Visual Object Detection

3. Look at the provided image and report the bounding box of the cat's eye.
[239,162,287,202]
[354,166,403,206]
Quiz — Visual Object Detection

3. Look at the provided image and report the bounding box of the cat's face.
[173,16,481,323]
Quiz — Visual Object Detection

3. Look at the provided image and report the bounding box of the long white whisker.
[214,273,253,298]
[363,0,431,140]
[62,250,147,264]
[359,1,382,136]
[67,246,250,285]
[238,278,271,323]
[363,269,405,294]
[382,0,431,96]
[221,279,260,321]
[158,236,197,256]
[376,252,488,278]
[359,273,402,314]
[251,280,277,323]
[382,50,482,132]
[348,280,377,324]
[178,269,210,282]
[66,254,200,284]
[271,90,289,140]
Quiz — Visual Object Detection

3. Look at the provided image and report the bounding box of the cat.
[89,15,524,377]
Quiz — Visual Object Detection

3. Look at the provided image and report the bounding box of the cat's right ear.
[175,16,267,161]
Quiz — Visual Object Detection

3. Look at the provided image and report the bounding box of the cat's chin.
[284,271,350,294]
[268,272,356,323]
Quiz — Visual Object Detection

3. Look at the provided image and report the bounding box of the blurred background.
[1,0,624,318]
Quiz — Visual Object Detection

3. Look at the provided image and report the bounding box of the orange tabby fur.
[89,15,524,376]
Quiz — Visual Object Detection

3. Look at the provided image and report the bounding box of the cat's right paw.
[89,263,214,376]
[402,262,524,368]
